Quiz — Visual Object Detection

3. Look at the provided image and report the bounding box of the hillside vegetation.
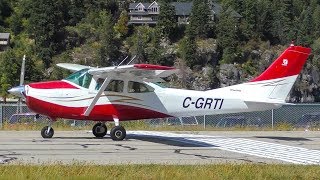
[1,0,320,102]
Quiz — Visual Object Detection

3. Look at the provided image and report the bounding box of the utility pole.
[17,55,26,114]
[20,55,26,86]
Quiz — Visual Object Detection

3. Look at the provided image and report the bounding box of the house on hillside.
[128,1,241,25]
[128,1,160,25]
[0,33,10,51]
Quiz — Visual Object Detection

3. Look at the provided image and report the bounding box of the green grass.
[0,120,280,131]
[1,120,318,131]
[0,164,319,179]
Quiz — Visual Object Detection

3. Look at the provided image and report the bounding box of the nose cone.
[8,85,25,98]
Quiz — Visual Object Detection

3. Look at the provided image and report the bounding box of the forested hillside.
[1,0,320,102]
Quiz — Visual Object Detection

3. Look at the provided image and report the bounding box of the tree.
[255,0,273,39]
[240,0,257,39]
[296,6,314,46]
[96,11,119,66]
[156,1,176,41]
[217,8,240,64]
[178,37,198,68]
[28,0,66,68]
[66,0,86,26]
[0,0,12,27]
[312,5,320,37]
[187,0,211,39]
[271,0,296,44]
[0,50,20,103]
[114,10,129,38]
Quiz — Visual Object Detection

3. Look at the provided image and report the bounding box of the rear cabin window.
[128,81,153,93]
[106,80,124,92]
[64,69,92,88]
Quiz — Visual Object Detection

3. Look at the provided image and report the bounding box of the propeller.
[8,55,26,114]
[8,85,25,98]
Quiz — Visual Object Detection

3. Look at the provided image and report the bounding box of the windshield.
[152,82,168,88]
[64,68,92,88]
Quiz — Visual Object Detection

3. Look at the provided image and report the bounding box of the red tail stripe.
[251,46,311,82]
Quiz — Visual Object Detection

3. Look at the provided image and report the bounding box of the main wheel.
[110,126,126,141]
[92,122,107,138]
[41,126,54,138]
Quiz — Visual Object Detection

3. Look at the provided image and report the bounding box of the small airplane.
[8,44,311,140]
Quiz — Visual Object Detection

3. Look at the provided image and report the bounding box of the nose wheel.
[92,122,107,138]
[41,118,55,138]
[41,126,54,138]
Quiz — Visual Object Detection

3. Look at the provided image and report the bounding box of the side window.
[95,79,124,92]
[106,80,124,92]
[128,81,153,93]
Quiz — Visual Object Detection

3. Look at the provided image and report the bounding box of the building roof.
[171,2,193,16]
[0,33,10,40]
[129,3,152,9]
[210,2,242,18]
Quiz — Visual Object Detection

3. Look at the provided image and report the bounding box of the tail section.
[246,44,311,102]
[251,45,311,82]
[210,44,311,104]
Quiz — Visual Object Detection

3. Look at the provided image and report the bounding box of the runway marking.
[129,131,320,165]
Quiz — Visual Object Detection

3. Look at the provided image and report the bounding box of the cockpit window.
[64,68,92,88]
[128,81,154,93]
[152,82,168,88]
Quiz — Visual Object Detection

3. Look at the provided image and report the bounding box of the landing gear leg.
[92,122,107,138]
[41,119,54,138]
[110,116,126,141]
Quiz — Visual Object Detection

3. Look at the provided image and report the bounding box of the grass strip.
[0,164,319,180]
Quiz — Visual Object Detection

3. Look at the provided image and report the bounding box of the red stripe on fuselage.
[29,81,79,89]
[26,96,171,121]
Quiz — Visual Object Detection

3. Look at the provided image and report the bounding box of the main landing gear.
[92,123,126,141]
[92,116,126,141]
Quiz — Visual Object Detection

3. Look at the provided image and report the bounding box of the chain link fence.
[1,103,320,130]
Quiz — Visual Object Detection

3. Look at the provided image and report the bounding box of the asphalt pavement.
[0,131,319,165]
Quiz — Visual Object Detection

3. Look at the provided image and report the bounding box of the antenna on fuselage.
[115,55,137,69]
[126,55,137,65]
[116,56,129,68]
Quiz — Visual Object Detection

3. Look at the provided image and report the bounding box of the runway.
[0,131,320,165]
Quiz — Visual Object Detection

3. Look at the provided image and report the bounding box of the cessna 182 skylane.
[8,44,311,141]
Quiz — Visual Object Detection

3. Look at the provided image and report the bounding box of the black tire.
[110,126,126,141]
[92,123,107,138]
[41,126,54,138]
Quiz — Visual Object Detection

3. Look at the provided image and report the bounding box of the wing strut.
[83,78,111,116]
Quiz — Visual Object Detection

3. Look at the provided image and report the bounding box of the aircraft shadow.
[53,136,109,140]
[126,134,217,148]
[254,136,311,141]
[52,134,218,148]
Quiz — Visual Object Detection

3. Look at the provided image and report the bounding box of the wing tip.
[134,64,176,70]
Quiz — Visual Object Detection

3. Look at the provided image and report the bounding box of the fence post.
[271,109,274,129]
[0,104,2,129]
[203,115,206,129]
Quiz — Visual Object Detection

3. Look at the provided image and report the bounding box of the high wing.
[56,63,92,72]
[88,64,179,82]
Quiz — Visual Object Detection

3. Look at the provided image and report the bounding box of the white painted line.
[129,131,320,165]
